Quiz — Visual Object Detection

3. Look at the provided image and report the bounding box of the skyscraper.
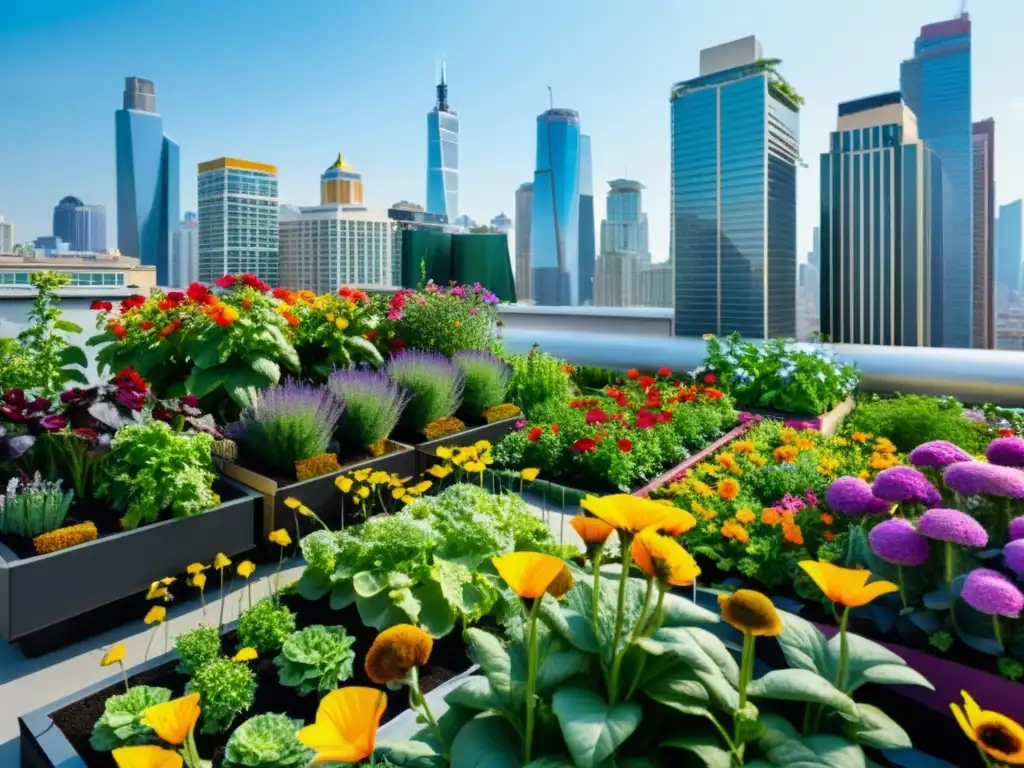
[531,109,581,306]
[197,158,279,285]
[997,200,1023,311]
[514,182,533,301]
[53,196,106,252]
[171,212,198,288]
[577,134,595,305]
[972,119,995,349]
[595,179,650,307]
[0,217,13,252]
[901,14,973,348]
[820,92,941,347]
[426,64,458,221]
[490,213,513,233]
[115,77,179,285]
[671,36,800,339]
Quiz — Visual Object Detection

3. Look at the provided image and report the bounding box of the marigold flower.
[717,478,740,500]
[721,520,749,544]
[851,431,871,444]
[570,515,614,547]
[237,560,256,579]
[951,690,1024,765]
[735,507,755,525]
[820,513,834,525]
[213,553,232,570]
[782,522,804,545]
[580,494,677,534]
[520,467,540,482]
[773,446,799,464]
[732,440,755,454]
[750,455,767,467]
[141,692,200,746]
[364,625,433,684]
[761,507,782,526]
[492,552,574,599]
[718,590,782,637]
[798,560,897,608]
[102,643,126,666]
[144,606,167,625]
[269,528,292,547]
[232,647,258,662]
[113,745,182,768]
[631,529,700,586]
[297,687,386,765]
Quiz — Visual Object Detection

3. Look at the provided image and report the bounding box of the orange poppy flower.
[112,745,183,768]
[631,529,701,586]
[492,552,573,599]
[580,494,677,534]
[569,516,614,546]
[297,687,387,765]
[798,561,898,608]
[141,692,201,746]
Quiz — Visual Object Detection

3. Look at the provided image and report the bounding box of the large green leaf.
[62,368,90,385]
[464,628,526,712]
[538,593,598,653]
[449,715,523,768]
[55,319,83,334]
[536,649,590,693]
[662,732,734,768]
[57,345,88,368]
[758,713,866,768]
[412,581,457,638]
[356,590,409,630]
[842,703,911,750]
[643,666,713,717]
[446,676,502,713]
[746,669,855,715]
[834,633,933,693]
[550,685,642,768]
[345,334,385,365]
[660,591,720,627]
[353,569,390,597]
[376,740,446,768]
[639,627,739,686]
[184,367,226,399]
[329,581,356,610]
[776,611,832,677]
[522,758,574,768]
[246,355,282,383]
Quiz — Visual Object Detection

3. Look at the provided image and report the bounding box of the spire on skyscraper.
[435,58,449,112]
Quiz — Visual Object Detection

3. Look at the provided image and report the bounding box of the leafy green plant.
[223,713,314,768]
[186,657,257,734]
[175,626,223,674]
[0,473,73,537]
[285,286,383,380]
[929,630,953,653]
[376,282,500,358]
[998,657,1024,681]
[274,624,355,696]
[237,597,297,654]
[502,345,573,419]
[453,350,511,418]
[846,393,993,454]
[96,420,220,529]
[89,685,172,751]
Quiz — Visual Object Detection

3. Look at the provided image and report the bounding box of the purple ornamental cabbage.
[943,461,1024,499]
[916,508,989,548]
[1003,540,1024,578]
[871,466,942,507]
[1010,516,1024,542]
[985,437,1024,468]
[327,368,410,449]
[868,518,930,566]
[825,476,893,516]
[908,440,972,468]
[960,568,1024,617]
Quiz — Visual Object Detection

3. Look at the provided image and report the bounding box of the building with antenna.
[426,62,459,221]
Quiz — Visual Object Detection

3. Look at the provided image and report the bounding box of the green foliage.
[186,657,257,734]
[453,351,511,417]
[572,365,619,391]
[287,291,383,381]
[502,345,572,420]
[174,626,223,674]
[376,282,499,358]
[96,421,220,529]
[0,338,33,394]
[223,713,315,768]
[237,598,297,654]
[928,631,953,653]
[845,393,993,454]
[0,473,73,537]
[998,657,1024,681]
[387,355,463,435]
[274,624,355,696]
[89,685,172,751]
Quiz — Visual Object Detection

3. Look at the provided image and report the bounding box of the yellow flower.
[773,446,799,464]
[102,643,126,667]
[325,312,336,322]
[951,690,1024,765]
[732,440,755,454]
[479,452,494,465]
[113,745,182,768]
[858,469,871,480]
[735,507,755,525]
[412,480,432,494]
[400,495,416,504]
[817,457,840,475]
[520,467,541,482]
[364,625,433,684]
[191,572,207,590]
[357,485,370,500]
[335,317,350,331]
[718,590,783,637]
[492,552,574,599]
[213,553,232,570]
[160,576,176,586]
[474,439,492,453]
[391,486,406,499]
[146,582,169,601]
[798,561,898,608]
[464,460,485,473]
[353,468,371,482]
[690,479,714,497]
[237,560,256,579]
[284,497,302,509]
[335,476,354,493]
[851,431,871,444]
[186,562,207,575]
[660,508,698,536]
[580,494,678,535]
[780,428,797,444]
[631,529,701,586]
[569,515,614,546]
[144,606,167,625]
[721,519,750,544]
[297,687,386,765]
[232,647,258,662]
[425,463,452,478]
[750,454,767,467]
[368,470,390,485]
[269,529,292,547]
[436,446,454,460]
[141,692,201,745]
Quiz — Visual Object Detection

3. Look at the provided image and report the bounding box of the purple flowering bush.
[386,351,465,436]
[377,281,500,359]
[327,368,409,452]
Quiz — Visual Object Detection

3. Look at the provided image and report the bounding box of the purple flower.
[778,493,807,513]
[962,408,987,424]
[917,508,989,547]
[515,419,526,430]
[908,440,972,468]
[826,476,893,516]
[450,285,466,298]
[116,389,147,411]
[783,418,818,431]
[1003,540,1024,577]
[1010,516,1024,542]
[871,466,942,506]
[869,519,931,566]
[738,412,763,425]
[943,461,1024,499]
[386,350,465,432]
[960,568,1024,617]
[804,488,819,507]
[39,414,69,431]
[327,368,410,448]
[986,437,1024,468]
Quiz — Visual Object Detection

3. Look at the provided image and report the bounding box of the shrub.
[326,368,409,450]
[223,713,314,768]
[502,345,573,419]
[453,350,511,418]
[0,473,73,538]
[846,394,993,454]
[175,626,223,674]
[89,685,172,751]
[227,380,344,477]
[186,657,256,734]
[386,351,464,435]
[377,281,499,357]
[274,624,355,696]
[237,598,296,653]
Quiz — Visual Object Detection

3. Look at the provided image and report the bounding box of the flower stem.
[274,548,283,598]
[591,550,603,632]
[835,606,850,691]
[976,746,995,767]
[994,615,1004,651]
[217,570,226,630]
[118,661,130,694]
[523,598,542,764]
[945,540,956,586]
[410,666,449,761]
[144,627,157,661]
[630,578,655,644]
[896,564,907,609]
[732,632,755,749]
[607,534,634,704]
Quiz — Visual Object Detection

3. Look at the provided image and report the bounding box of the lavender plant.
[226,380,344,477]
[326,369,409,451]
[386,351,464,435]
[453,350,511,418]
[0,473,73,538]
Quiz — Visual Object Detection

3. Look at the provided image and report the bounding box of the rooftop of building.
[538,108,579,123]
[607,178,646,191]
[321,153,362,180]
[0,250,143,268]
[837,91,902,116]
[197,157,277,175]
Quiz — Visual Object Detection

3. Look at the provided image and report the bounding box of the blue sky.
[2,0,1023,263]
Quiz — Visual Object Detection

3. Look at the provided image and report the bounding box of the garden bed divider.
[412,416,522,475]
[743,397,855,436]
[632,423,752,497]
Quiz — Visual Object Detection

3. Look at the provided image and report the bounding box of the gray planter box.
[413,416,522,475]
[376,665,481,744]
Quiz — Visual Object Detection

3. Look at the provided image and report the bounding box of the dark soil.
[0,498,128,560]
[49,596,472,768]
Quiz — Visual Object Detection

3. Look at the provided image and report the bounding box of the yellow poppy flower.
[798,561,898,608]
[213,553,232,570]
[232,647,258,662]
[479,452,495,465]
[357,486,370,500]
[718,590,783,637]
[191,572,207,590]
[284,497,302,509]
[144,606,166,625]
[353,468,371,482]
[112,745,183,768]
[412,480,432,494]
[335,476,354,493]
[492,552,574,599]
[102,643,126,667]
[391,486,406,499]
[425,463,452,478]
[335,317,349,331]
[146,582,168,601]
[368,471,390,485]
[297,687,387,765]
[520,467,540,482]
[580,494,677,535]
[660,508,698,536]
[630,529,701,586]
[464,460,485,473]
[364,624,433,684]
[569,515,613,546]
[951,690,1024,765]
[141,692,201,745]
[237,560,256,579]
[474,439,492,452]
[436,446,454,460]
[269,529,292,547]
[185,562,207,575]
[159,576,176,586]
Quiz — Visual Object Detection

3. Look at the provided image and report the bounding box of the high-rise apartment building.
[0,217,13,252]
[972,119,995,349]
[901,14,973,348]
[595,179,650,307]
[514,182,533,301]
[53,196,106,252]
[997,200,1023,311]
[636,261,673,309]
[452,215,476,229]
[115,77,179,285]
[197,158,279,285]
[426,64,458,221]
[577,134,595,305]
[531,109,581,306]
[819,92,942,347]
[671,36,800,339]
[171,212,199,288]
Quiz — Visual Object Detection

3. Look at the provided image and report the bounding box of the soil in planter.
[49,596,472,768]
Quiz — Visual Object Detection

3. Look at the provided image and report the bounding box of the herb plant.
[89,684,172,751]
[326,368,409,451]
[222,713,314,768]
[846,393,993,454]
[186,657,257,734]
[236,597,297,653]
[175,626,223,674]
[453,349,511,418]
[502,345,573,419]
[377,281,499,358]
[274,624,355,696]
[285,285,383,380]
[386,351,464,436]
[0,473,73,537]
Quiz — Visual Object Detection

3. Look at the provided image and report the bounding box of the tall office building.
[577,134,596,305]
[197,158,279,285]
[594,179,650,307]
[53,196,106,252]
[901,14,972,348]
[514,182,533,301]
[997,200,1023,310]
[972,119,995,349]
[636,261,673,308]
[171,212,199,288]
[0,217,12,252]
[531,109,581,306]
[671,36,800,339]
[115,77,179,285]
[426,63,458,221]
[490,213,513,233]
[452,214,476,229]
[820,92,941,347]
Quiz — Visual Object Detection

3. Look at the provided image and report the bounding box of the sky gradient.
[2,0,1023,264]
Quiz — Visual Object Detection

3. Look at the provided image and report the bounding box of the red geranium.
[657,367,671,377]
[364,330,379,343]
[113,368,148,393]
[606,387,623,399]
[1000,428,1015,437]
[282,311,300,327]
[572,438,597,453]
[527,426,543,442]
[215,274,238,288]
[551,424,560,434]
[139,320,153,330]
[90,300,113,312]
[273,288,297,305]
[703,372,717,384]
[585,409,608,425]
[704,388,724,400]
[635,410,656,429]
[166,291,185,302]
[186,282,209,302]
[618,438,632,453]
[240,273,270,292]
[120,295,146,312]
[639,375,655,389]
[627,368,640,380]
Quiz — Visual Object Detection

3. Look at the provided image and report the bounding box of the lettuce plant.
[223,713,314,768]
[453,350,511,418]
[386,351,464,435]
[237,597,296,653]
[89,685,171,751]
[174,626,222,674]
[274,624,355,696]
[186,657,257,734]
[326,368,409,450]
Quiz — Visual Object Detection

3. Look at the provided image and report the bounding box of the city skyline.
[5,1,1024,269]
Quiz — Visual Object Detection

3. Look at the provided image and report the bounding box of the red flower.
[71,428,99,440]
[350,289,369,303]
[215,274,238,288]
[90,300,113,312]
[606,387,623,399]
[166,291,185,302]
[186,282,209,302]
[390,338,405,355]
[180,394,200,408]
[657,367,671,377]
[704,388,724,400]
[242,299,253,310]
[272,288,296,305]
[110,323,127,339]
[627,368,640,380]
[527,426,543,442]
[551,423,560,434]
[703,373,717,384]
[572,438,597,453]
[635,410,656,429]
[113,368,148,393]
[639,375,655,389]
[139,320,153,330]
[120,295,146,313]
[618,438,632,453]
[364,330,379,343]
[616,396,629,408]
[240,273,269,292]
[1000,428,1016,437]
[585,409,608,425]
[282,311,300,327]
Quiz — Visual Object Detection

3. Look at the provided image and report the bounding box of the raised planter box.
[412,416,522,475]
[0,477,257,645]
[743,396,856,436]
[632,423,752,496]
[216,442,417,545]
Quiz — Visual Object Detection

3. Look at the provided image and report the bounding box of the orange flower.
[721,520,750,544]
[717,478,740,501]
[796,438,815,451]
[750,455,767,467]
[782,521,804,545]
[570,515,614,547]
[735,507,755,525]
[282,311,300,327]
[780,428,797,444]
[798,561,898,608]
[492,552,573,599]
[718,590,783,637]
[851,431,871,444]
[659,508,698,536]
[823,531,835,542]
[364,625,433,684]
[631,529,701,586]
[761,507,782,526]
[297,687,386,765]
[820,513,834,526]
[716,452,738,470]
[580,494,677,534]
[732,440,755,454]
[112,745,182,768]
[141,693,201,746]
[773,446,799,464]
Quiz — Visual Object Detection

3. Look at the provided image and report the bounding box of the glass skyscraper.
[972,119,995,349]
[900,14,972,348]
[577,134,595,305]
[531,109,581,306]
[115,77,179,286]
[514,182,533,301]
[997,200,1023,311]
[820,92,943,347]
[426,64,458,221]
[53,196,106,252]
[671,36,799,339]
